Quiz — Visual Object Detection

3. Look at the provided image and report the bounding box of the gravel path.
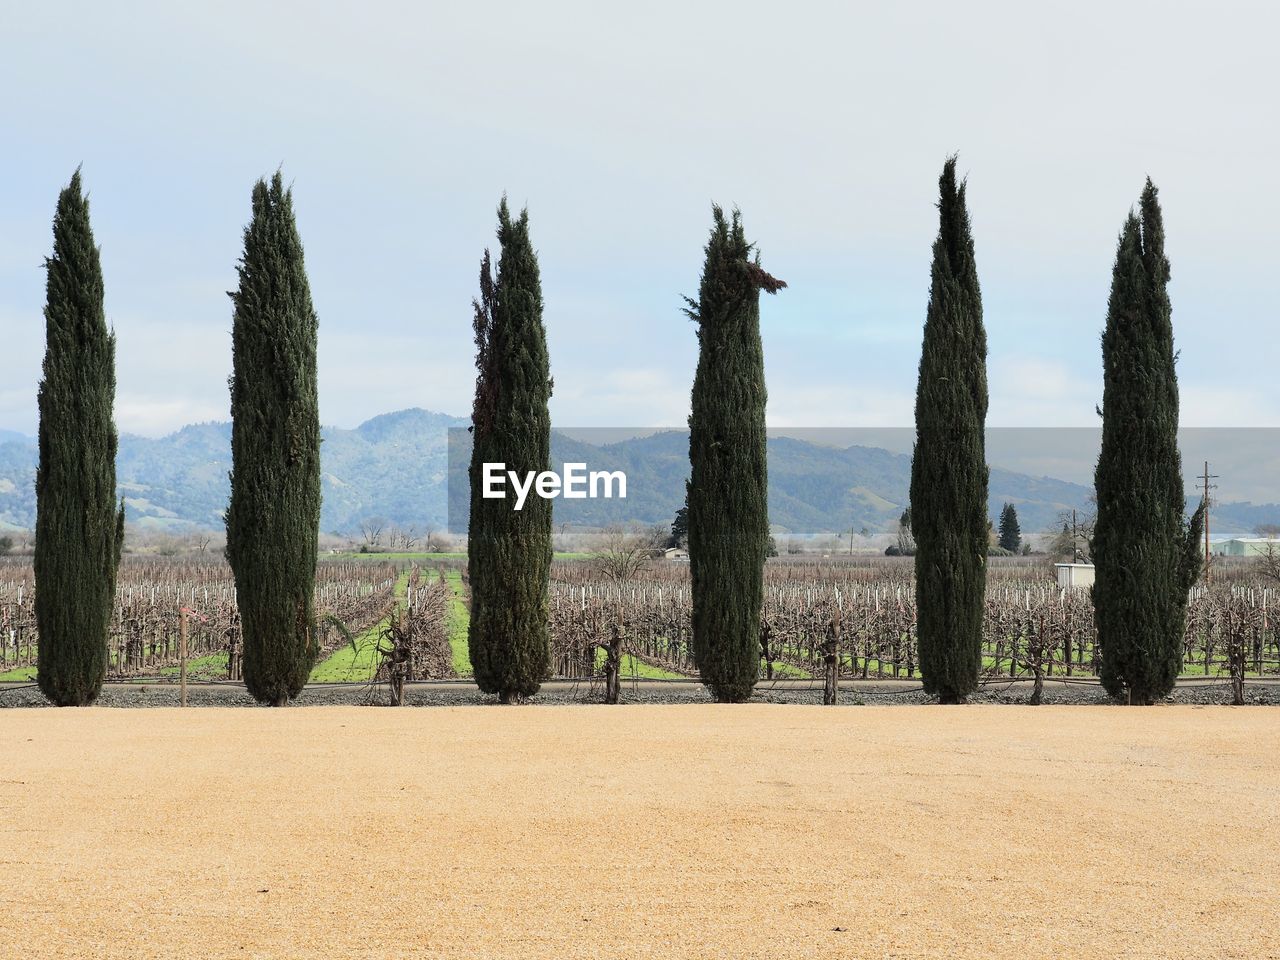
[2,676,1277,707]
[1,705,1276,959]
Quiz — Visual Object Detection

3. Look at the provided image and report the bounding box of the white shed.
[1055,563,1095,589]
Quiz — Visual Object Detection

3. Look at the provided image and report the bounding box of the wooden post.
[823,611,840,705]
[179,607,189,708]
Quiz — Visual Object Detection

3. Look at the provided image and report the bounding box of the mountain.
[0,409,465,535]
[1,408,1275,537]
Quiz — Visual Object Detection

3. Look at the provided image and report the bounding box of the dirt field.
[1,706,1276,959]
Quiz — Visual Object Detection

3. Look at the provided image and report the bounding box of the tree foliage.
[668,499,689,549]
[910,157,989,704]
[997,503,1021,554]
[467,199,554,703]
[35,170,124,706]
[685,206,785,702]
[225,173,322,706]
[1092,180,1204,704]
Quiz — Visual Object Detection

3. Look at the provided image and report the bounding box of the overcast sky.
[2,0,1276,437]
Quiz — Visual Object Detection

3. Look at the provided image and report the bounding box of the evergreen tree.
[35,170,124,707]
[998,502,1021,553]
[685,206,785,702]
[467,199,553,703]
[1092,180,1204,705]
[668,499,689,549]
[225,173,322,706]
[910,157,989,704]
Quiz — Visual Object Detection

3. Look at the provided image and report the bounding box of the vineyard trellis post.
[179,607,188,707]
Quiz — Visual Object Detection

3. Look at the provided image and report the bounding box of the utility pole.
[1072,509,1079,564]
[1200,461,1218,583]
[848,526,854,556]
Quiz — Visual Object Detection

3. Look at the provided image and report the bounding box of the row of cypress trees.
[32,164,1202,708]
[670,162,1199,706]
[34,170,320,706]
[463,201,786,703]
[910,160,1202,705]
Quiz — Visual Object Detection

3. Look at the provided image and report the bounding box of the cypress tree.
[35,170,124,707]
[467,199,553,703]
[1092,180,1203,705]
[225,172,322,706]
[685,206,785,703]
[998,503,1021,553]
[910,157,989,704]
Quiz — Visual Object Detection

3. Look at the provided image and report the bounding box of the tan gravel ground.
[1,706,1277,960]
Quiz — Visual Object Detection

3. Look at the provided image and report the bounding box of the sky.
[2,0,1277,438]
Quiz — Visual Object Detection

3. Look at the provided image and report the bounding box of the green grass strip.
[309,570,411,683]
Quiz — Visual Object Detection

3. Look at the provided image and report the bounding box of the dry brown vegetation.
[0,557,399,679]
[542,558,1280,690]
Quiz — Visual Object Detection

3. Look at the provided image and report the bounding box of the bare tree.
[388,525,420,551]
[553,520,573,552]
[1256,540,1280,584]
[1049,510,1095,563]
[593,525,664,582]
[425,530,454,553]
[360,516,387,551]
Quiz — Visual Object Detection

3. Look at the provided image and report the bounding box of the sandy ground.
[1,707,1276,960]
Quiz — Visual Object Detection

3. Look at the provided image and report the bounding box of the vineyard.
[4,555,1277,697]
[0,555,445,686]
[542,557,1280,700]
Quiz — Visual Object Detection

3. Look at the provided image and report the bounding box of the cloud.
[1179,385,1280,428]
[116,396,228,436]
[987,356,1100,427]
[766,383,915,429]
[552,367,691,427]
[1,0,1277,437]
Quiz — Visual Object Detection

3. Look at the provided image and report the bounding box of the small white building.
[663,547,690,562]
[1055,563,1095,589]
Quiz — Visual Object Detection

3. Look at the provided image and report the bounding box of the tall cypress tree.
[225,172,322,706]
[467,199,553,703]
[910,157,989,704]
[35,170,124,707]
[685,206,784,703]
[1093,180,1203,705]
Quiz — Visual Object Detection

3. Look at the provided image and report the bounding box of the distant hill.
[0,409,466,535]
[1,408,1275,536]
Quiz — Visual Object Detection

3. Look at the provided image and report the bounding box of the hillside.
[0,409,465,535]
[1,408,1274,536]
